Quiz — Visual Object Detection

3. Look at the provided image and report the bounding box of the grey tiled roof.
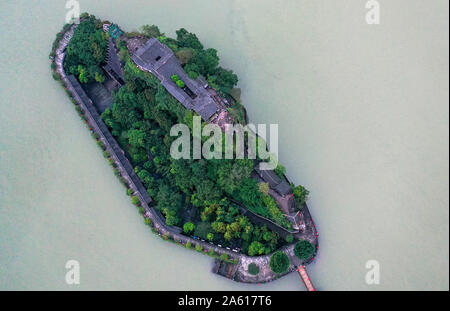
[132,39,218,120]
[255,167,292,196]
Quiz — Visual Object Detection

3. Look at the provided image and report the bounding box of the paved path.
[297,265,316,291]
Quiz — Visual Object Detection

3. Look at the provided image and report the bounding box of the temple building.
[131,38,219,120]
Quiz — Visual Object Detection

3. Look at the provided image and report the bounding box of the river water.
[0,0,448,290]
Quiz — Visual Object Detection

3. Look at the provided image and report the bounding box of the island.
[49,13,319,289]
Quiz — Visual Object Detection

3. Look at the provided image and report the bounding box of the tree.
[248,263,260,275]
[64,16,107,84]
[194,222,213,240]
[294,240,315,260]
[190,48,219,76]
[269,251,290,274]
[128,129,146,148]
[78,65,89,83]
[176,79,185,88]
[248,241,265,256]
[292,185,309,206]
[208,67,238,95]
[176,28,203,50]
[188,71,198,79]
[141,24,161,38]
[211,221,226,233]
[183,222,195,234]
[94,71,106,83]
[131,196,140,206]
[176,48,194,64]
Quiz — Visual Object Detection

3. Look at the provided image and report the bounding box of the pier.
[297,265,316,291]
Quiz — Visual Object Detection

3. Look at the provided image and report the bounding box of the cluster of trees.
[64,16,108,84]
[97,37,289,255]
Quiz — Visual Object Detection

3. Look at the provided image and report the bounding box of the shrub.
[144,218,152,226]
[183,222,195,234]
[96,141,105,150]
[186,241,192,249]
[131,196,140,206]
[285,235,294,243]
[294,240,315,260]
[292,185,309,207]
[269,251,290,274]
[248,263,260,275]
[207,233,214,241]
[195,244,203,252]
[208,249,218,258]
[176,79,185,88]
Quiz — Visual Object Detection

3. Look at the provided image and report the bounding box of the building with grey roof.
[255,167,293,196]
[131,38,219,120]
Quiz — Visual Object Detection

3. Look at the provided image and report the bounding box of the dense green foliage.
[183,222,195,234]
[64,16,108,84]
[141,24,162,38]
[294,240,315,260]
[99,36,290,255]
[292,185,309,207]
[269,251,290,274]
[248,263,260,275]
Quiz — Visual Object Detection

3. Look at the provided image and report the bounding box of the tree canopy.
[269,251,290,274]
[96,24,293,256]
[294,240,315,260]
[64,16,107,84]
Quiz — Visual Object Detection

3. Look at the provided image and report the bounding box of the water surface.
[0,0,448,290]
